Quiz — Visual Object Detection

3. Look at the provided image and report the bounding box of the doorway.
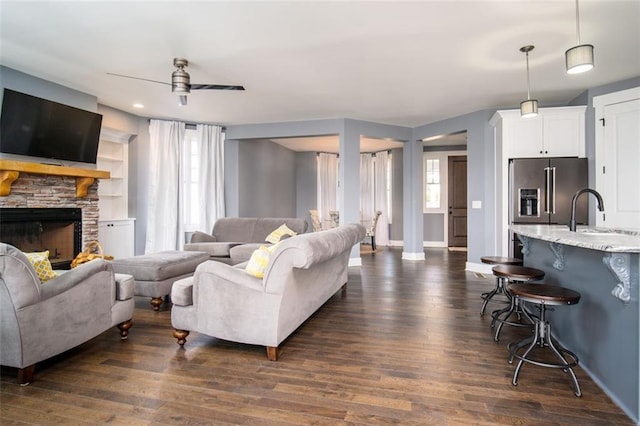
[448,155,467,248]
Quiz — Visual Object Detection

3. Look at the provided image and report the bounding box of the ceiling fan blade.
[190,84,245,91]
[107,72,171,86]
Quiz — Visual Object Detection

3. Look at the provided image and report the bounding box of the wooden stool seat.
[481,256,523,266]
[492,265,545,281]
[507,284,582,397]
[508,283,581,306]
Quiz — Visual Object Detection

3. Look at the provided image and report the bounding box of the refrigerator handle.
[551,167,556,214]
[544,167,551,214]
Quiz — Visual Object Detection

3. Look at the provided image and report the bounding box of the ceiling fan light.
[172,68,191,93]
[520,99,538,118]
[565,44,594,74]
[178,95,188,106]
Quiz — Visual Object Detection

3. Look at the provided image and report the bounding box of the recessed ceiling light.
[133,103,144,108]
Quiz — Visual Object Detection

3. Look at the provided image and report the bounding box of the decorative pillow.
[245,244,279,278]
[25,250,56,282]
[265,224,297,244]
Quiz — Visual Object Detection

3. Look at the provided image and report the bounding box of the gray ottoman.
[111,251,210,311]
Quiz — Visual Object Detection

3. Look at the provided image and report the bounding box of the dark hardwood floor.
[1,248,634,425]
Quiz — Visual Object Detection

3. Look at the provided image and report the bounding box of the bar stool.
[490,264,545,342]
[480,256,523,316]
[507,283,582,397]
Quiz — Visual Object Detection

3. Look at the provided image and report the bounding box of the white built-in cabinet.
[97,128,135,259]
[497,106,586,159]
[490,106,586,256]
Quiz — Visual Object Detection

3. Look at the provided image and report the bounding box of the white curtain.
[317,153,339,225]
[145,120,185,253]
[360,153,375,223]
[196,124,225,233]
[374,150,390,246]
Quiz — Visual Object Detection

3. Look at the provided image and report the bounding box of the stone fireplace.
[0,170,101,266]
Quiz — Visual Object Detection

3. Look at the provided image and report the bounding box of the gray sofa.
[184,217,308,264]
[171,223,366,361]
[0,243,134,384]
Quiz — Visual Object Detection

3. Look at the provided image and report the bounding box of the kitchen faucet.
[569,188,605,232]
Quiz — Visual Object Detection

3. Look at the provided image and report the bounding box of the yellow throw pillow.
[25,250,56,282]
[245,244,280,278]
[265,224,297,244]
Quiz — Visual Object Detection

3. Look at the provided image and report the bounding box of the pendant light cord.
[575,0,581,44]
[526,51,532,100]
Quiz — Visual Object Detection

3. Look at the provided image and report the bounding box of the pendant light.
[565,0,594,74]
[520,45,538,118]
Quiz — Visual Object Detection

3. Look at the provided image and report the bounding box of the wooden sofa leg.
[18,365,35,386]
[150,297,163,311]
[173,329,190,346]
[117,319,133,340]
[266,346,278,361]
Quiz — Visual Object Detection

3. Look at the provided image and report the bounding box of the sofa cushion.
[265,224,297,244]
[184,242,241,257]
[245,244,279,278]
[111,251,210,281]
[24,251,56,282]
[229,243,265,264]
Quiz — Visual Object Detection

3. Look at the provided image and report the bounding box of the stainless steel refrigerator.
[509,157,588,257]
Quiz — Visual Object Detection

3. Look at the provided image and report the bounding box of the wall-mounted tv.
[0,88,102,164]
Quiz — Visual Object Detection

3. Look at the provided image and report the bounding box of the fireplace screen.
[0,208,82,269]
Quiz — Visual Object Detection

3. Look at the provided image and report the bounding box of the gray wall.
[424,214,445,241]
[0,66,97,112]
[389,148,404,241]
[238,139,297,217]
[413,110,496,264]
[128,118,151,255]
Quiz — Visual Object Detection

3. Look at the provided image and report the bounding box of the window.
[424,156,441,209]
[182,128,199,231]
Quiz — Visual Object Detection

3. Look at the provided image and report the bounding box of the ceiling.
[1,1,638,132]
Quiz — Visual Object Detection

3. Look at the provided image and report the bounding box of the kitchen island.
[511,224,640,423]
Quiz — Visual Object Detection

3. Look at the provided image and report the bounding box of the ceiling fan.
[108,58,245,106]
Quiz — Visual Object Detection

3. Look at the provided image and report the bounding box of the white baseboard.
[465,262,494,274]
[388,240,404,247]
[424,241,447,248]
[402,251,426,261]
[348,257,362,267]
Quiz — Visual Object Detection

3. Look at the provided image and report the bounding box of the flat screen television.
[0,88,102,164]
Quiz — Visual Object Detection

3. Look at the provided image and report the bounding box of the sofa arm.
[195,261,264,293]
[114,273,134,301]
[190,231,217,243]
[39,259,113,301]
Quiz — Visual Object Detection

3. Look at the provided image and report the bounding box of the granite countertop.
[511,224,640,253]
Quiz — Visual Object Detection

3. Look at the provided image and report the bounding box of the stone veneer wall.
[0,173,100,247]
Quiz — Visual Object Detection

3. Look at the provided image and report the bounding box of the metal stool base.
[507,305,581,397]
[480,276,510,316]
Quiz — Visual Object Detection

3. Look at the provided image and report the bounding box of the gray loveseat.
[0,243,134,384]
[171,223,366,361]
[184,217,308,264]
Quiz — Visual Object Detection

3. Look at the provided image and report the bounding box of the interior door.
[597,98,640,228]
[448,155,467,247]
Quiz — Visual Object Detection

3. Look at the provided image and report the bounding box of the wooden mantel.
[0,159,110,198]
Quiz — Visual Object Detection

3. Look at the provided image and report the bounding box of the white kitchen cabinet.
[99,219,135,259]
[494,106,586,159]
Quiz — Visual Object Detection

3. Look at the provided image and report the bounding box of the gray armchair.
[0,243,134,385]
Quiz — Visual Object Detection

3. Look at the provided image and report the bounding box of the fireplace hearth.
[0,208,82,269]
